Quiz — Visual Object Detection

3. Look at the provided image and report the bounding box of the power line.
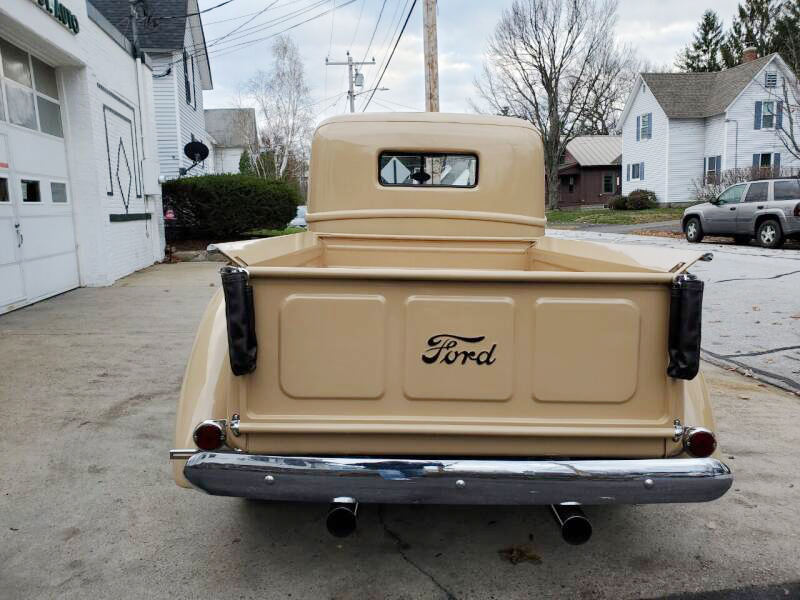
[208,0,279,48]
[357,0,404,109]
[362,0,417,111]
[358,0,387,65]
[348,0,366,50]
[153,0,238,20]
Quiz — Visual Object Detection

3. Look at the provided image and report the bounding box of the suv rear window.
[773,180,800,201]
[379,152,477,187]
[744,181,768,203]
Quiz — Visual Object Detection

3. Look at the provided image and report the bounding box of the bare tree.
[472,0,635,209]
[243,36,312,179]
[778,79,800,161]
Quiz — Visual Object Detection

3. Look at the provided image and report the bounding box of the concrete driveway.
[1,262,799,600]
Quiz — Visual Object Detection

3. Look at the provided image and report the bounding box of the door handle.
[757,205,764,209]
[729,207,736,211]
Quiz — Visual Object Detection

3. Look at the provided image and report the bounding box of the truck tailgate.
[231,268,681,458]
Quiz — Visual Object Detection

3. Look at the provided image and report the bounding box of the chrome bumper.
[181,453,732,505]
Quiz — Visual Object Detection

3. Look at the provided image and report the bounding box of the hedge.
[607,189,658,211]
[162,174,299,239]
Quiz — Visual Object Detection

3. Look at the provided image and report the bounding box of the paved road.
[1,262,799,599]
[551,219,683,234]
[548,229,800,393]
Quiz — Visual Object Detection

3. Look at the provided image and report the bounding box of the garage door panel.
[0,217,18,264]
[22,252,79,301]
[0,262,25,307]
[19,214,75,261]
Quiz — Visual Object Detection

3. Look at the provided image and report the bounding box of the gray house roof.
[205,108,258,148]
[89,0,188,50]
[563,136,622,167]
[641,54,778,118]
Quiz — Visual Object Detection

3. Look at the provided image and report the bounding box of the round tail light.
[193,420,226,451]
[683,427,716,458]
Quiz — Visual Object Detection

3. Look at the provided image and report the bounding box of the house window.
[602,174,615,194]
[706,155,722,184]
[51,181,68,203]
[637,113,652,140]
[765,71,777,88]
[761,101,775,129]
[190,55,197,110]
[21,179,40,202]
[183,50,192,104]
[631,162,642,180]
[568,176,575,193]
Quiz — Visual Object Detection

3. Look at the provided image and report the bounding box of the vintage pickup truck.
[170,113,731,544]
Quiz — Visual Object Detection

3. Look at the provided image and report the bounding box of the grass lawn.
[248,226,306,237]
[546,206,685,226]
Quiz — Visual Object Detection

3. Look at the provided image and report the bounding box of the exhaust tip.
[550,504,592,545]
[326,497,358,538]
[561,514,592,545]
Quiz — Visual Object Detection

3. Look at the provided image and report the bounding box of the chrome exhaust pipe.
[550,504,592,545]
[326,497,359,538]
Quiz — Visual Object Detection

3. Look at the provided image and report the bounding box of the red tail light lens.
[193,420,226,451]
[683,427,716,458]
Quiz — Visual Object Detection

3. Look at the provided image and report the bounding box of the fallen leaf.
[498,544,542,565]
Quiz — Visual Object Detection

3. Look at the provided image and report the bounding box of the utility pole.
[422,0,439,112]
[326,52,376,113]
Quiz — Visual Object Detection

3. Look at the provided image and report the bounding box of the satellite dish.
[183,140,209,163]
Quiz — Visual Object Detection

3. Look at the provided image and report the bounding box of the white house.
[1,0,165,314]
[205,108,258,174]
[90,0,215,180]
[619,51,800,203]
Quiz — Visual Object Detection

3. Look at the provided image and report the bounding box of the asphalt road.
[548,229,800,393]
[1,261,798,600]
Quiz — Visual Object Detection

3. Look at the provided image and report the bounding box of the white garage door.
[0,39,78,315]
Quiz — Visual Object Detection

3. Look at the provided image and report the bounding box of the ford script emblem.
[421,334,497,366]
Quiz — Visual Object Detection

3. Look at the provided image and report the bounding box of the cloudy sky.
[198,0,741,120]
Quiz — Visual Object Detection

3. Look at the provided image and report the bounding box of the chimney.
[742,46,758,63]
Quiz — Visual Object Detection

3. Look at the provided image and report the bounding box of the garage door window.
[0,178,8,202]
[21,180,40,202]
[0,39,63,137]
[51,182,67,203]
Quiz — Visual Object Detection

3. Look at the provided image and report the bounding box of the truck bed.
[202,232,708,459]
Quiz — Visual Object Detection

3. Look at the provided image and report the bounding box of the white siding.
[667,119,705,203]
[724,60,800,172]
[704,114,725,163]
[214,146,244,173]
[621,82,669,201]
[176,25,213,177]
[150,53,180,181]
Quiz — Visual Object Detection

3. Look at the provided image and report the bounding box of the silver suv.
[682,178,800,248]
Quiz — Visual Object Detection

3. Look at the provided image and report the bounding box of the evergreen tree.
[721,0,780,67]
[676,10,724,72]
[239,150,254,175]
[774,0,800,73]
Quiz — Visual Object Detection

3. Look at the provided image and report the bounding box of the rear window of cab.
[379,152,477,187]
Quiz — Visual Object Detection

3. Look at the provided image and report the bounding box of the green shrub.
[626,189,658,210]
[162,174,298,238]
[608,195,628,210]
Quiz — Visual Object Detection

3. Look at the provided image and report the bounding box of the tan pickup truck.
[171,113,731,544]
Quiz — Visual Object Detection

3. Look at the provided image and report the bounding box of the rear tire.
[756,219,784,249]
[733,235,751,245]
[685,217,703,243]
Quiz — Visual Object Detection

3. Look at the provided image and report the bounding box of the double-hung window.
[705,155,722,184]
[628,162,643,181]
[761,101,775,129]
[183,50,192,105]
[636,113,652,140]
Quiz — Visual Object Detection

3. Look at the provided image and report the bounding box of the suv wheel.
[685,217,703,243]
[756,219,785,249]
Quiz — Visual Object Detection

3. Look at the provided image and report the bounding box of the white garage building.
[0,0,165,315]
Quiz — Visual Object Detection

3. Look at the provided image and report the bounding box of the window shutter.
[640,162,645,180]
[754,101,762,130]
[703,157,707,180]
[626,164,630,181]
[776,101,783,130]
[752,154,760,167]
[647,113,653,138]
[636,116,640,141]
[774,153,781,171]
